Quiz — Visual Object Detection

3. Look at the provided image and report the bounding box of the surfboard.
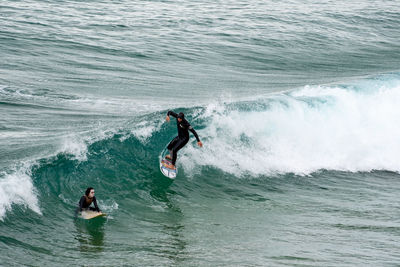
[80,210,107,220]
[159,148,177,179]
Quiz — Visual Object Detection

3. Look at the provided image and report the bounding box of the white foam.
[68,96,171,116]
[58,123,119,161]
[97,200,119,212]
[0,165,41,220]
[181,81,400,176]
[60,136,89,161]
[121,119,164,143]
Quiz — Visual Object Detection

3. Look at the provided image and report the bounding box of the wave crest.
[182,76,400,175]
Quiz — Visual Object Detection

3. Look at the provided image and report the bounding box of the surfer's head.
[85,187,95,198]
[177,112,184,122]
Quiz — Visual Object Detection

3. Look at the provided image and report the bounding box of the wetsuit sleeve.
[78,196,86,211]
[189,126,200,142]
[93,196,100,212]
[167,111,178,118]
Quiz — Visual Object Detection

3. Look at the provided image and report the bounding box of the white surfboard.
[160,157,177,179]
[80,210,106,220]
[159,148,177,179]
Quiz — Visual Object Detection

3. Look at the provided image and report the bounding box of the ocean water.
[1,0,400,266]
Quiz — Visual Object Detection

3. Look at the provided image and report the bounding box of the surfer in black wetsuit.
[165,111,203,169]
[78,187,101,212]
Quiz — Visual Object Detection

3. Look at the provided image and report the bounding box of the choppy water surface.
[1,0,400,265]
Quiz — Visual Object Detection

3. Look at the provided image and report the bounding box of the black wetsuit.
[78,195,100,212]
[167,111,200,165]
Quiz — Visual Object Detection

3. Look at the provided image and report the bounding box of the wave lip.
[0,164,41,220]
[182,75,400,176]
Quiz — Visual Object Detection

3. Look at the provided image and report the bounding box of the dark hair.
[178,112,184,119]
[85,187,94,196]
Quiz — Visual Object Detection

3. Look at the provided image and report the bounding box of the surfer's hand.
[166,116,170,122]
[198,141,203,147]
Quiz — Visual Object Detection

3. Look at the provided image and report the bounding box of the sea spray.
[181,80,400,176]
[0,164,41,220]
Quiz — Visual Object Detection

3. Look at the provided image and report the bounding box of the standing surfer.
[165,111,203,169]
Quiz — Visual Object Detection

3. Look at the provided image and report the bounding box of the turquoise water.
[1,0,400,265]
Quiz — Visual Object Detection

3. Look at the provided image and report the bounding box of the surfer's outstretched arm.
[166,111,178,122]
[189,126,200,142]
[189,126,203,147]
[167,110,178,118]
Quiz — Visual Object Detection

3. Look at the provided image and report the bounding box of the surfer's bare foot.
[165,164,176,169]
[165,155,172,160]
